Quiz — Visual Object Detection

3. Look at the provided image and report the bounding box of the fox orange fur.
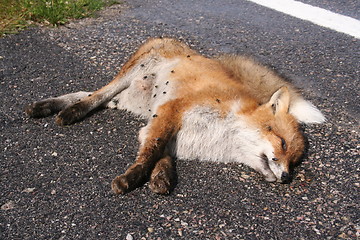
[25,38,325,194]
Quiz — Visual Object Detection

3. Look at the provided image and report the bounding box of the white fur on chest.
[108,57,179,118]
[170,105,274,168]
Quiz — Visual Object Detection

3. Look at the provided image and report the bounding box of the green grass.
[0,0,119,36]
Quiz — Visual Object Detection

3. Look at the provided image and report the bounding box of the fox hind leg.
[55,70,134,125]
[25,91,92,118]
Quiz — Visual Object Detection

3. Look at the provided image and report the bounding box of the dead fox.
[25,38,325,194]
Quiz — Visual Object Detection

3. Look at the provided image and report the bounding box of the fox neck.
[170,105,274,167]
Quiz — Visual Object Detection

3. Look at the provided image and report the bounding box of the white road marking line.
[246,0,360,39]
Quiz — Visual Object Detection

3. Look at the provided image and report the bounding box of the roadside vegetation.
[0,0,119,36]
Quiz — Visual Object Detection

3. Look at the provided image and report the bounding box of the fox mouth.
[260,154,272,172]
[260,154,291,183]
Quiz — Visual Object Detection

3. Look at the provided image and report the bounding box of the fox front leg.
[111,137,170,194]
[112,101,182,194]
[112,152,176,195]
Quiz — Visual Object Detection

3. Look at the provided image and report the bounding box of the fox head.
[249,87,315,183]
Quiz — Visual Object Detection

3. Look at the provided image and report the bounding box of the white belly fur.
[108,57,180,118]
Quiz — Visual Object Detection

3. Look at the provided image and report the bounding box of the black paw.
[111,175,129,195]
[149,168,174,195]
[55,102,88,125]
[25,99,63,118]
[111,163,149,194]
[149,174,171,195]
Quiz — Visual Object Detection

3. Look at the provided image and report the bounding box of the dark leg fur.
[112,163,150,194]
[111,155,176,195]
[112,101,182,195]
[111,138,167,194]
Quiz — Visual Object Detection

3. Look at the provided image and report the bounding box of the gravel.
[1,1,359,239]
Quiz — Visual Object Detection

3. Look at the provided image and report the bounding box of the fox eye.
[280,137,287,151]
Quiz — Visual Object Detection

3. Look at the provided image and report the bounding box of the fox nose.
[281,172,291,183]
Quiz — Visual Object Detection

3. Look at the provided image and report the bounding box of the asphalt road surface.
[1,0,359,239]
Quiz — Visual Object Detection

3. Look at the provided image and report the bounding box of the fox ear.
[268,87,290,114]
